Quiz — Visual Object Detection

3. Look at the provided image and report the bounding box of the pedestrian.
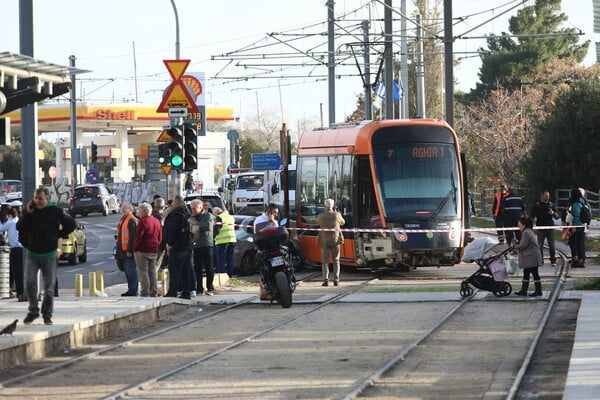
[164,195,194,299]
[500,186,526,244]
[190,199,216,295]
[492,184,509,243]
[530,190,560,267]
[133,202,162,297]
[567,188,587,268]
[512,217,543,297]
[254,203,279,233]
[17,187,77,325]
[0,208,24,301]
[316,198,345,287]
[152,197,168,270]
[213,207,236,278]
[253,203,280,300]
[115,202,138,296]
[184,173,194,195]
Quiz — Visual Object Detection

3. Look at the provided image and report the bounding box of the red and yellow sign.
[161,165,172,175]
[156,60,199,114]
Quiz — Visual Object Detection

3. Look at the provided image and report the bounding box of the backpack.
[580,199,592,225]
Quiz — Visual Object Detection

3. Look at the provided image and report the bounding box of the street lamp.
[169,0,180,59]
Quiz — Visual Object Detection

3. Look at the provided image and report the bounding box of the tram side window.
[356,156,379,227]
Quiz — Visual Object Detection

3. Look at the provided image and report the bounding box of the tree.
[473,0,589,98]
[238,136,264,170]
[526,75,600,193]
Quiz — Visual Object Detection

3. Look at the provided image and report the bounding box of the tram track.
[0,246,576,399]
[341,244,571,399]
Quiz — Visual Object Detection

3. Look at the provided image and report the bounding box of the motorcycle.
[253,219,296,308]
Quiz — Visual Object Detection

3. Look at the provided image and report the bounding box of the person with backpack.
[567,188,587,268]
[530,190,559,267]
[189,199,216,296]
[164,195,194,299]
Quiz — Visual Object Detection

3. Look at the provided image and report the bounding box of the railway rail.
[0,250,575,399]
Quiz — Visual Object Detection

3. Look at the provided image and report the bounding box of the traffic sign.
[86,168,98,183]
[227,129,239,142]
[161,165,172,175]
[156,129,171,143]
[252,153,281,171]
[156,60,199,114]
[168,107,188,118]
[48,166,57,179]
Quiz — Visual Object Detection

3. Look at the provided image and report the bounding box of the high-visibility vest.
[118,213,136,251]
[494,192,507,217]
[215,211,236,245]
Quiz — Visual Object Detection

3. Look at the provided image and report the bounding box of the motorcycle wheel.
[274,270,292,308]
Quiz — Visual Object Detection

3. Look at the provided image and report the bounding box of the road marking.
[91,262,105,267]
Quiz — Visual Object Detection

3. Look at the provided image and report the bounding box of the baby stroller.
[460,237,513,298]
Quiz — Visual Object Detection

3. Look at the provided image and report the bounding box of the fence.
[470,188,599,219]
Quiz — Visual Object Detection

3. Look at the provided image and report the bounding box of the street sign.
[252,153,281,171]
[168,108,188,118]
[156,129,171,143]
[161,165,172,175]
[156,60,200,114]
[48,166,57,179]
[227,129,239,142]
[227,163,240,174]
[86,168,98,183]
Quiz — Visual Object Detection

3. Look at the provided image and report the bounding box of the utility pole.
[444,0,454,126]
[362,20,372,120]
[170,0,180,59]
[70,55,78,190]
[327,0,336,126]
[384,0,393,119]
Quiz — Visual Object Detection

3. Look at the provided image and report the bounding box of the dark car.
[68,184,120,217]
[233,215,257,276]
[183,193,226,212]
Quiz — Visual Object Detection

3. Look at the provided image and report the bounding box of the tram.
[295,119,468,271]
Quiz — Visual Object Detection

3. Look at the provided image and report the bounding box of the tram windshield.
[373,143,461,221]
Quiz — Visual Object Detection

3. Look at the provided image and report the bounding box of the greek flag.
[374,79,403,102]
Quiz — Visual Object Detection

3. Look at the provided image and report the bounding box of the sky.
[1,0,597,130]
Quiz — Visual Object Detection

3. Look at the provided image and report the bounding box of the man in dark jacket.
[163,195,193,299]
[17,187,76,325]
[530,190,559,266]
[190,199,216,295]
[500,187,527,243]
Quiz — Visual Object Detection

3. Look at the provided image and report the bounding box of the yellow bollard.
[162,270,169,296]
[75,274,83,297]
[96,270,105,293]
[89,271,96,297]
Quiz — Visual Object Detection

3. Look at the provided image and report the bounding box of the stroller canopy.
[461,237,499,263]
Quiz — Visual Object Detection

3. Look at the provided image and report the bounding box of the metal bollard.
[96,270,104,293]
[0,246,10,299]
[75,274,83,297]
[89,271,96,297]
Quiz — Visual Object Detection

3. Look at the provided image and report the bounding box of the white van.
[267,157,296,219]
[233,172,266,215]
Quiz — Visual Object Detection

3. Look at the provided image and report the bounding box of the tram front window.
[373,143,461,221]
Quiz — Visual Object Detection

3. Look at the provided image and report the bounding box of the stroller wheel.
[460,285,473,298]
[493,282,512,297]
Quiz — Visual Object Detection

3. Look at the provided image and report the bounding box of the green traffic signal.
[171,154,183,168]
[167,125,184,170]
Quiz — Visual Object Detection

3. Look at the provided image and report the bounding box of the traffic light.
[183,122,198,171]
[91,142,98,164]
[167,124,184,169]
[158,143,171,165]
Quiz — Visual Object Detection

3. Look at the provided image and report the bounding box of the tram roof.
[298,119,453,154]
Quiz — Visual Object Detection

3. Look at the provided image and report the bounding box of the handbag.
[505,258,517,275]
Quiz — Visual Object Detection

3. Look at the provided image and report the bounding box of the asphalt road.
[56,212,123,291]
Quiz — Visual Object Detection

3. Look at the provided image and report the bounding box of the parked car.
[58,224,87,265]
[233,215,257,276]
[68,184,120,217]
[183,193,226,212]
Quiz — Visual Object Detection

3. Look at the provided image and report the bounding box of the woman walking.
[513,216,543,297]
